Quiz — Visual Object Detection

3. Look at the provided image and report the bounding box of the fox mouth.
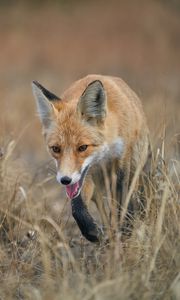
[65,167,88,199]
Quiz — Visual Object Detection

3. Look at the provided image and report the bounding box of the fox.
[32,74,150,241]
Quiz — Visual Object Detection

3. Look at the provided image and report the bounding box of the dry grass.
[0,1,180,299]
[0,135,179,300]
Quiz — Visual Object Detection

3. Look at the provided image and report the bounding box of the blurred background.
[0,3,179,298]
[0,0,179,169]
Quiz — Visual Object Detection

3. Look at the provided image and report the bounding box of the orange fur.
[33,74,149,214]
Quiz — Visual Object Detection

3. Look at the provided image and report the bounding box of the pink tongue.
[66,181,80,199]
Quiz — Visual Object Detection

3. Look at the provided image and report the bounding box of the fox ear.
[78,80,106,125]
[32,81,60,128]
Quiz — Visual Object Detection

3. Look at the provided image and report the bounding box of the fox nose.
[60,176,72,185]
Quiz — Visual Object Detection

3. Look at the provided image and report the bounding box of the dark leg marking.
[71,194,103,243]
[116,168,134,235]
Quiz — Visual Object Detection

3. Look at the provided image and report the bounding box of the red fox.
[32,75,149,241]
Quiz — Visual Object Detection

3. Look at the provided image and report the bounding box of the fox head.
[32,79,123,199]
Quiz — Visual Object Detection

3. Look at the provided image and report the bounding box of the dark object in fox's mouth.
[71,194,103,243]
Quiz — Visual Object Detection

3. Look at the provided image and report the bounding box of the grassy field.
[0,1,180,299]
[0,137,180,299]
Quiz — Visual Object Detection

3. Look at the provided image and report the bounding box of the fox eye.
[78,145,88,152]
[51,145,61,154]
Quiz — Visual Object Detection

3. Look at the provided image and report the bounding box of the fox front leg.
[71,194,104,243]
[116,163,134,235]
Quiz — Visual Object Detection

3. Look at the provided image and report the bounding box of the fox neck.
[81,137,124,172]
